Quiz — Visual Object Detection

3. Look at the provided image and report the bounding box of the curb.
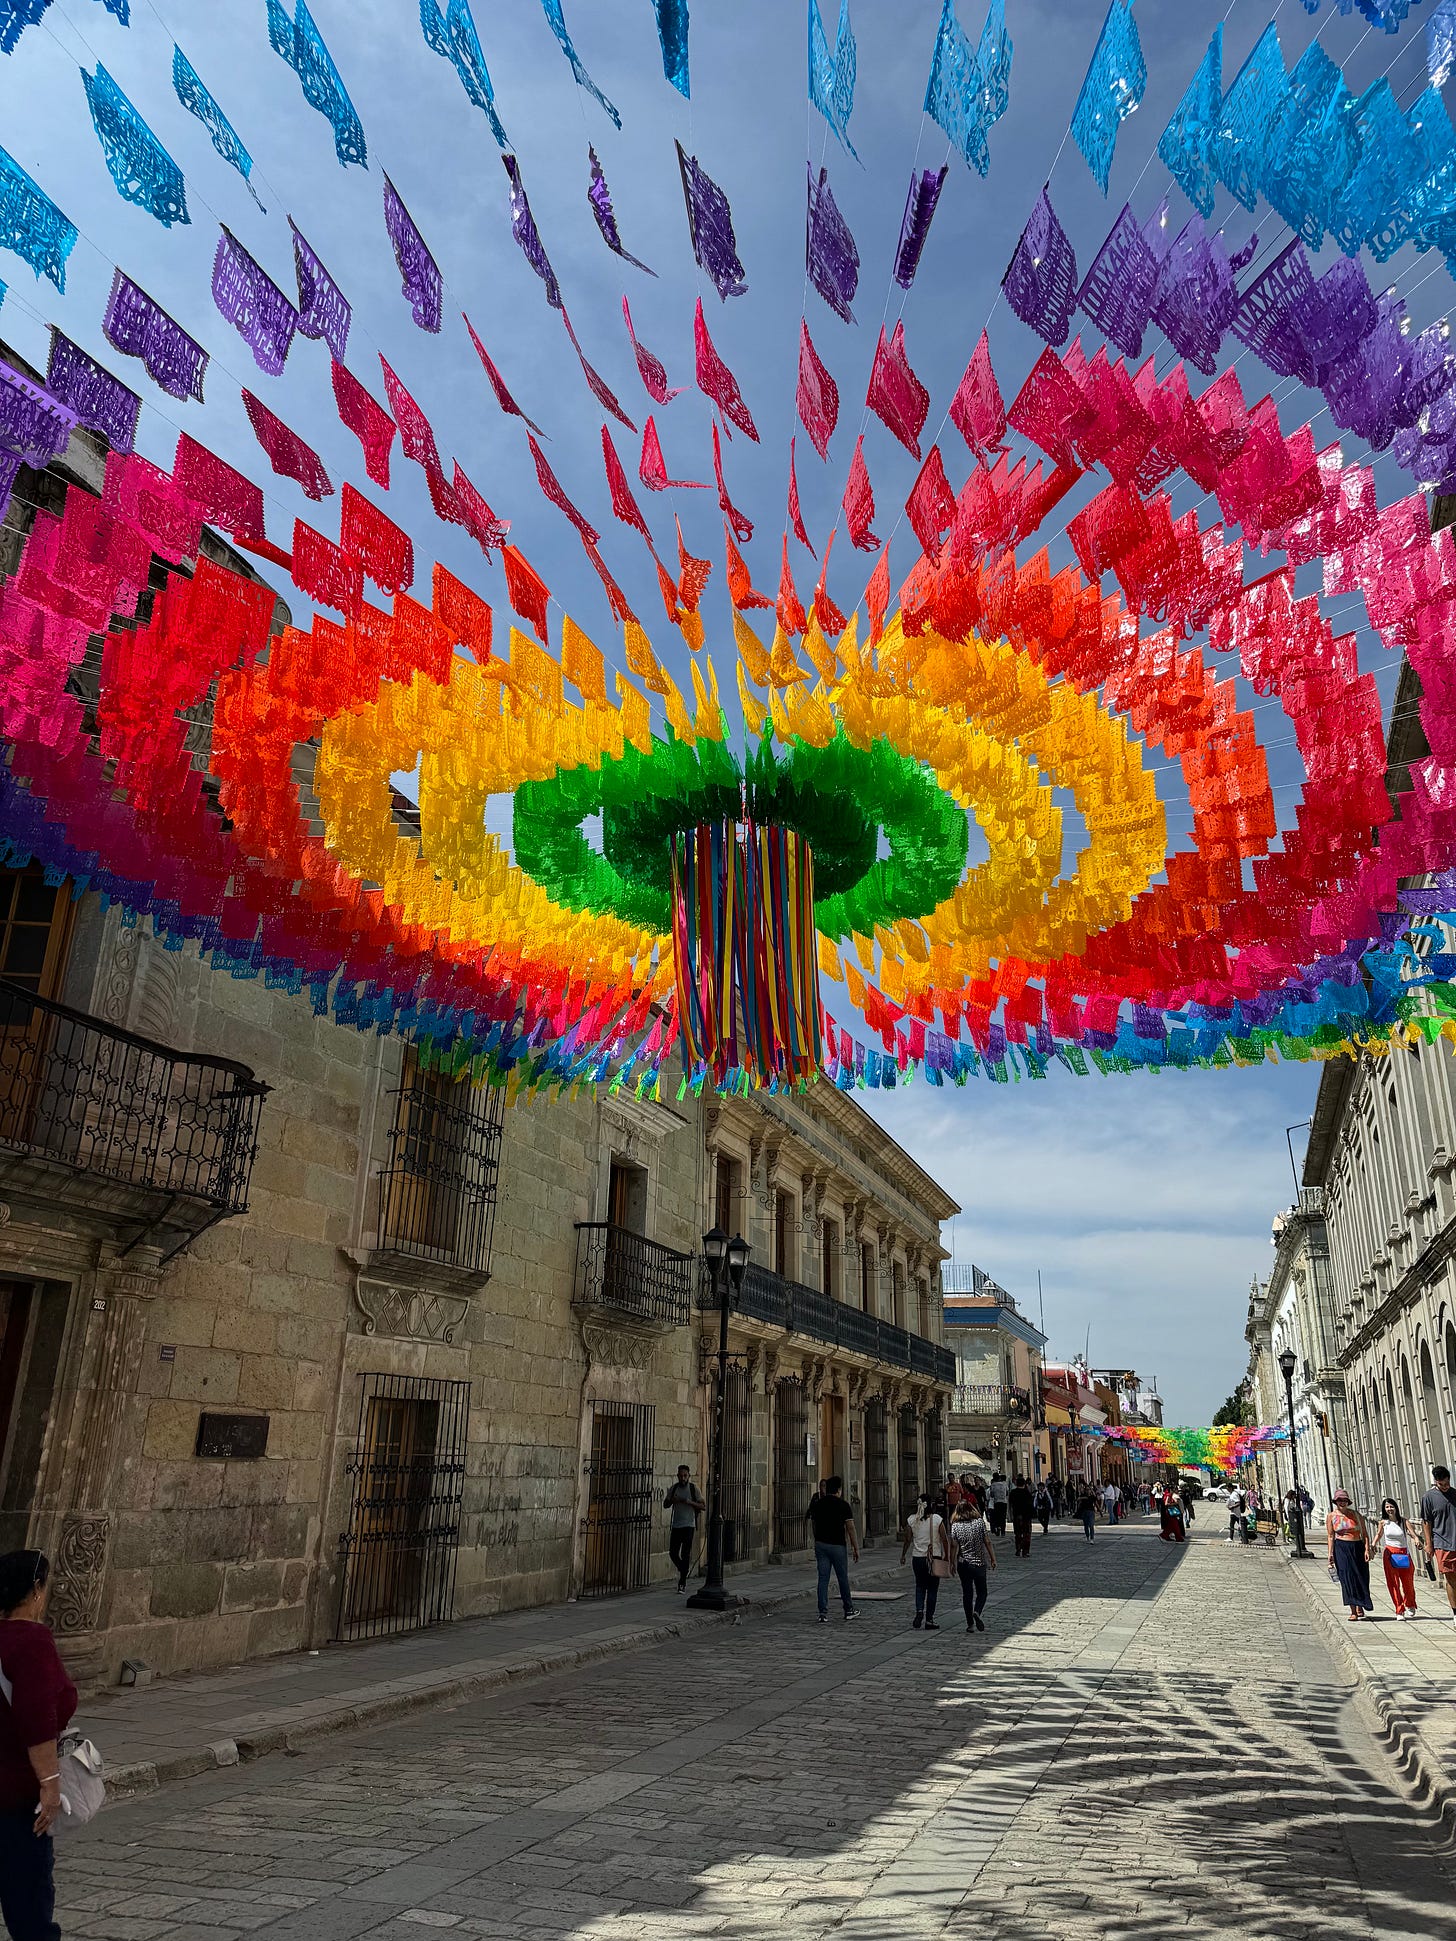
[1286,1555,1456,1840]
[102,1567,900,1802]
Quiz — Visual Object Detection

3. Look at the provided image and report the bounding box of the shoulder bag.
[929,1517,955,1578]
[0,1659,106,1830]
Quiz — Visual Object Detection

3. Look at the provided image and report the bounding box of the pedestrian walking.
[949,1496,996,1632]
[1373,1498,1418,1621]
[0,1549,76,1941]
[900,1494,950,1630]
[1180,1483,1196,1525]
[1325,1489,1374,1620]
[943,1471,964,1513]
[663,1465,705,1592]
[1102,1481,1119,1525]
[1033,1481,1052,1534]
[1008,1475,1035,1557]
[1159,1492,1186,1543]
[1226,1485,1248,1543]
[1077,1483,1098,1541]
[1419,1464,1456,1626]
[987,1471,1009,1537]
[807,1475,859,1624]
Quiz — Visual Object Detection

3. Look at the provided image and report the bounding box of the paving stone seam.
[1285,1553,1456,1843]
[101,1569,915,1802]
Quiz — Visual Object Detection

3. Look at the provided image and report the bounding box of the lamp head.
[1278,1347,1297,1383]
[727,1232,751,1288]
[703,1226,729,1272]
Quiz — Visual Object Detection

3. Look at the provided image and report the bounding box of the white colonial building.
[1288,1036,1456,1515]
[1245,1189,1350,1516]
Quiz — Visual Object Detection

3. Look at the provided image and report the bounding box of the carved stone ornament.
[49,1513,109,1635]
[763,1348,781,1390]
[356,1278,470,1344]
[581,1318,658,1371]
[96,918,141,1029]
[0,1203,9,1227]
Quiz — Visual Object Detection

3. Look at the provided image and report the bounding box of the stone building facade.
[1244,1188,1349,1514]
[1287,1038,1456,1515]
[700,1086,958,1558]
[0,357,958,1684]
[941,1271,1045,1483]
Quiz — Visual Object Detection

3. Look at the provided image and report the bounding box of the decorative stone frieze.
[355,1277,470,1344]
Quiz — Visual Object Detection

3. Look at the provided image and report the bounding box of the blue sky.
[0,2,1443,1419]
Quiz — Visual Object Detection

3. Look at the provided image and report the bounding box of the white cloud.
[864,1063,1319,1423]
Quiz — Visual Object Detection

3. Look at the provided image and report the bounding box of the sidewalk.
[77,1554,907,1800]
[1285,1541,1456,1830]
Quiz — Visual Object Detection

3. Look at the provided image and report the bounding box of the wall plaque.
[195,1411,269,1460]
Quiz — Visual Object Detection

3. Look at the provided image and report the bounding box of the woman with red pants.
[1374,1498,1419,1620]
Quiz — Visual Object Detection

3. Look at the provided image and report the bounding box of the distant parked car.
[1204,1485,1231,1504]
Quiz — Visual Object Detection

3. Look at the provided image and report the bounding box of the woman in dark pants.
[949,1497,997,1631]
[0,1549,76,1941]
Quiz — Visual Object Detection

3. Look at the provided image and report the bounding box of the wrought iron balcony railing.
[0,977,266,1215]
[376,1076,504,1275]
[950,1382,1034,1419]
[574,1222,695,1326]
[698,1259,956,1383]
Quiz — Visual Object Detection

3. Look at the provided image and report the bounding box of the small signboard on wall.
[805,1431,818,1468]
[195,1412,269,1460]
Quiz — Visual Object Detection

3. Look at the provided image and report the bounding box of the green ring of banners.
[511,730,969,939]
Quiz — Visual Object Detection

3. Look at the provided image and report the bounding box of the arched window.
[1421,1339,1448,1472]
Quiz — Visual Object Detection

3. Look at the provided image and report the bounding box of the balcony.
[698,1259,956,1383]
[951,1382,1033,1419]
[0,976,266,1258]
[575,1222,695,1327]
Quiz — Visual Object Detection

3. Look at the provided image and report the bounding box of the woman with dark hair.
[0,1549,76,1941]
[899,1494,948,1630]
[1325,1490,1375,1620]
[1373,1498,1419,1620]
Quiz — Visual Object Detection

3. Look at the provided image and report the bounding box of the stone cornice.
[1338,1214,1456,1366]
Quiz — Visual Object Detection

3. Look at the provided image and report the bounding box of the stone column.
[47,1253,165,1640]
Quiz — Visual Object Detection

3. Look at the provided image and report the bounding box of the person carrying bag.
[900,1495,950,1630]
[0,1548,93,1941]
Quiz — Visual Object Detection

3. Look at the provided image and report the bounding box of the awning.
[1043,1405,1073,1428]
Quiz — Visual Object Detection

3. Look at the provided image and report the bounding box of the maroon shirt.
[0,1619,77,1812]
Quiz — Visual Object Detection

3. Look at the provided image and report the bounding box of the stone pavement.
[1285,1526,1456,1828]
[76,1556,907,1794]
[55,1523,1456,1940]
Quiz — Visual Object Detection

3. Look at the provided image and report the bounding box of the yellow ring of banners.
[311,616,1165,989]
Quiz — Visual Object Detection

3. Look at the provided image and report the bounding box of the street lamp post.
[1278,1347,1312,1559]
[686,1226,751,1611]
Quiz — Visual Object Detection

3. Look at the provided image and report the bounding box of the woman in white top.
[1373,1497,1419,1620]
[899,1494,949,1630]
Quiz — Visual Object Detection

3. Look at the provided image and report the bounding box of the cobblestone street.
[59,1526,1455,1941]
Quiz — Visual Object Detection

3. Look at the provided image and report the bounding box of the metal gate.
[864,1399,890,1537]
[898,1403,920,1509]
[336,1373,470,1641]
[773,1377,810,1551]
[721,1360,757,1562]
[580,1399,655,1596]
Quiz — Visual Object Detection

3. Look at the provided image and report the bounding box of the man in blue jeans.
[808,1475,859,1622]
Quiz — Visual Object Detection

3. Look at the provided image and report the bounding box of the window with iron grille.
[376,1054,504,1275]
[864,1399,890,1538]
[898,1403,920,1511]
[773,1377,810,1552]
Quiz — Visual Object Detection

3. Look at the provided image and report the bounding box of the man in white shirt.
[987,1472,1010,1536]
[1102,1481,1120,1524]
[1227,1487,1247,1542]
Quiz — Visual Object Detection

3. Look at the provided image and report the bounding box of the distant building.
[942,1272,1046,1481]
